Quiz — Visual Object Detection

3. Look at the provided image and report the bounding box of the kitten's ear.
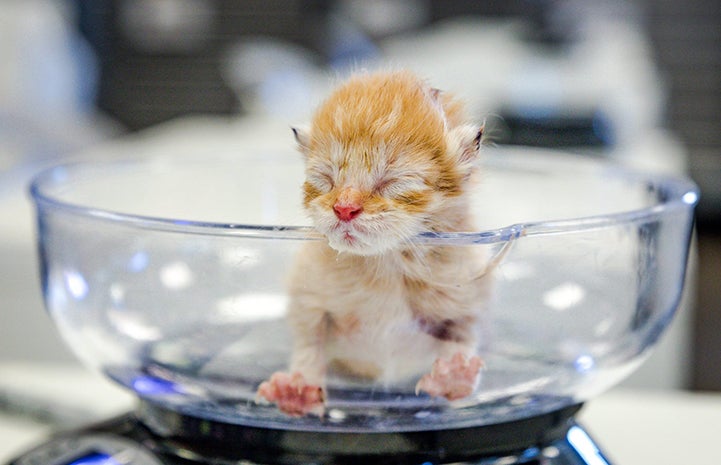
[291,125,311,156]
[448,124,484,172]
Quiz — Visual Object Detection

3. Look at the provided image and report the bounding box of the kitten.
[257,70,492,416]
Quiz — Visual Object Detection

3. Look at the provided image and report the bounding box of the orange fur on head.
[295,70,483,255]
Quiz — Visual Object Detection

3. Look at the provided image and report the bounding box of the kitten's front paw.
[256,371,325,417]
[415,353,484,400]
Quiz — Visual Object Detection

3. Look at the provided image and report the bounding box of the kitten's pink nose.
[333,202,362,221]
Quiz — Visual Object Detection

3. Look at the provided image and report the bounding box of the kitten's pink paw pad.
[416,353,484,400]
[256,372,325,417]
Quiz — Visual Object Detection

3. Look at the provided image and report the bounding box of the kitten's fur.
[257,70,492,416]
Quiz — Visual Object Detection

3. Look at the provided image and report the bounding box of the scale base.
[9,403,612,465]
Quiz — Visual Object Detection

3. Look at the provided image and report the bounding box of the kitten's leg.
[256,309,328,416]
[416,351,483,400]
[415,337,484,401]
[256,371,325,417]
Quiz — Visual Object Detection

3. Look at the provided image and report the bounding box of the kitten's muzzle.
[333,187,363,222]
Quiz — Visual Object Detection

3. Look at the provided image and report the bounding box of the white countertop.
[1,363,721,464]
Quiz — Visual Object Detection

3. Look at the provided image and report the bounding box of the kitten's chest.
[296,242,482,328]
[327,266,413,329]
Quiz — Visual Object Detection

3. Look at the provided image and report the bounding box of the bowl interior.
[31,148,698,432]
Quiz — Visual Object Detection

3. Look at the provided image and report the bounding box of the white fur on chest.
[288,242,486,385]
[323,274,441,383]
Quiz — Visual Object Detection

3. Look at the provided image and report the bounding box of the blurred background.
[1,0,719,394]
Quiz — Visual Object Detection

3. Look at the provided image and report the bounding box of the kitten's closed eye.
[307,170,334,192]
[375,174,428,198]
[302,171,333,206]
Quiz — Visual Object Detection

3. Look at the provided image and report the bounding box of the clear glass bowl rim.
[29,155,700,245]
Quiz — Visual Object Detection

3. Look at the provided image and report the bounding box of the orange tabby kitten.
[257,70,492,416]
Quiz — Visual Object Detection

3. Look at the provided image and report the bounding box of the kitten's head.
[295,71,482,256]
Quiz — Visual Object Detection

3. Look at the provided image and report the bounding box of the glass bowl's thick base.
[137,400,589,464]
[10,401,614,465]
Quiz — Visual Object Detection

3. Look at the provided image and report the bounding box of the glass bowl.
[30,147,698,432]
